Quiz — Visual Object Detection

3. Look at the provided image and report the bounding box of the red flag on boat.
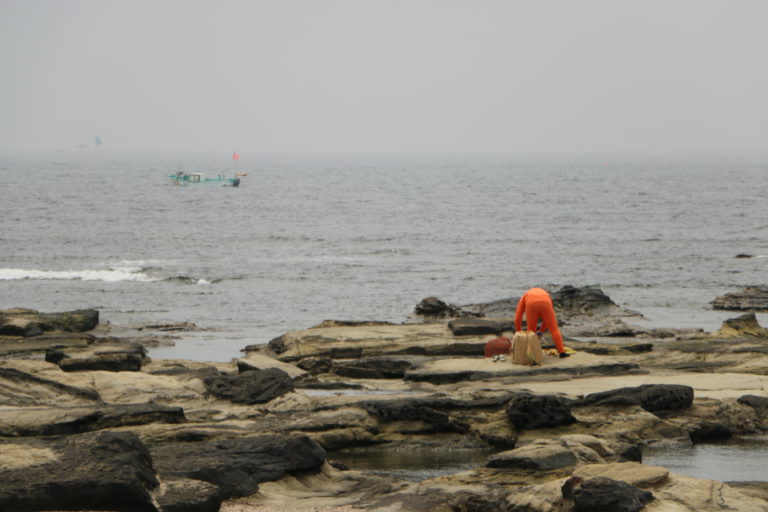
[232,152,240,161]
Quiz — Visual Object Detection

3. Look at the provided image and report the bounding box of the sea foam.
[0,268,160,283]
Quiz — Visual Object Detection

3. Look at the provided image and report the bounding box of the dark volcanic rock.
[267,335,288,354]
[296,356,334,375]
[0,431,159,512]
[151,434,326,499]
[414,296,454,316]
[459,285,640,326]
[575,384,694,413]
[552,285,619,315]
[361,399,456,432]
[711,286,768,311]
[359,395,515,434]
[618,443,643,462]
[689,422,732,444]
[572,477,654,512]
[414,297,481,318]
[204,368,294,404]
[738,395,768,410]
[333,365,385,379]
[341,356,416,378]
[447,318,509,336]
[505,393,577,430]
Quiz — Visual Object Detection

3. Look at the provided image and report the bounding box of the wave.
[0,268,223,285]
[0,267,161,283]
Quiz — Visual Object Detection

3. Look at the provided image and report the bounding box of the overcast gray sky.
[1,0,766,155]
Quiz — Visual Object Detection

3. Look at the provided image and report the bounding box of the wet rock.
[459,286,643,334]
[340,356,417,378]
[0,317,44,337]
[360,399,455,432]
[459,296,520,318]
[574,384,694,413]
[414,296,453,316]
[0,308,99,334]
[506,393,577,430]
[552,285,621,316]
[237,352,308,379]
[267,335,288,354]
[0,333,95,358]
[447,318,512,336]
[413,296,480,318]
[0,403,185,436]
[44,348,68,364]
[156,478,222,512]
[0,431,159,512]
[618,444,643,462]
[571,319,639,337]
[711,286,768,311]
[487,442,578,470]
[572,476,654,512]
[737,394,768,410]
[150,434,326,499]
[573,462,669,487]
[56,345,148,372]
[313,320,397,328]
[405,368,493,385]
[204,368,294,404]
[689,422,732,443]
[333,365,385,379]
[624,343,654,353]
[710,312,768,338]
[138,321,199,332]
[296,356,333,374]
[246,323,488,363]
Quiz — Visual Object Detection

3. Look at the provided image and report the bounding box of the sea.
[1,152,767,362]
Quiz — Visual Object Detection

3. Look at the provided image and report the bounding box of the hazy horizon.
[2,1,766,155]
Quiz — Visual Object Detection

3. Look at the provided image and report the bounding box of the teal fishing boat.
[169,152,246,187]
[169,172,242,187]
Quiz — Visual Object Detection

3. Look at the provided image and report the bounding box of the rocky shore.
[2,286,768,511]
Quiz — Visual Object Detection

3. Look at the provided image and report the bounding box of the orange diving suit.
[514,287,566,356]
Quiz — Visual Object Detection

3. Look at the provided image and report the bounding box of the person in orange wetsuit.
[514,287,569,358]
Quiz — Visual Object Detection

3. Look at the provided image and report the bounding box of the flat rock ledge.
[2,304,768,511]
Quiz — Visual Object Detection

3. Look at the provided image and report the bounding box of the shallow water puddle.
[643,437,768,482]
[328,446,496,481]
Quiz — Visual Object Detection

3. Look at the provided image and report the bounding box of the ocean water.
[1,152,767,362]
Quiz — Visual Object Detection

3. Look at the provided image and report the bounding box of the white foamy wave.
[0,268,161,283]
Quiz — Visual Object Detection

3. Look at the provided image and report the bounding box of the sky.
[1,0,766,155]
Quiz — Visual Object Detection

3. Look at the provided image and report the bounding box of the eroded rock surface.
[711,286,768,311]
[2,300,768,512]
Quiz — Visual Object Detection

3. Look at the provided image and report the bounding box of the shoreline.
[3,286,768,511]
